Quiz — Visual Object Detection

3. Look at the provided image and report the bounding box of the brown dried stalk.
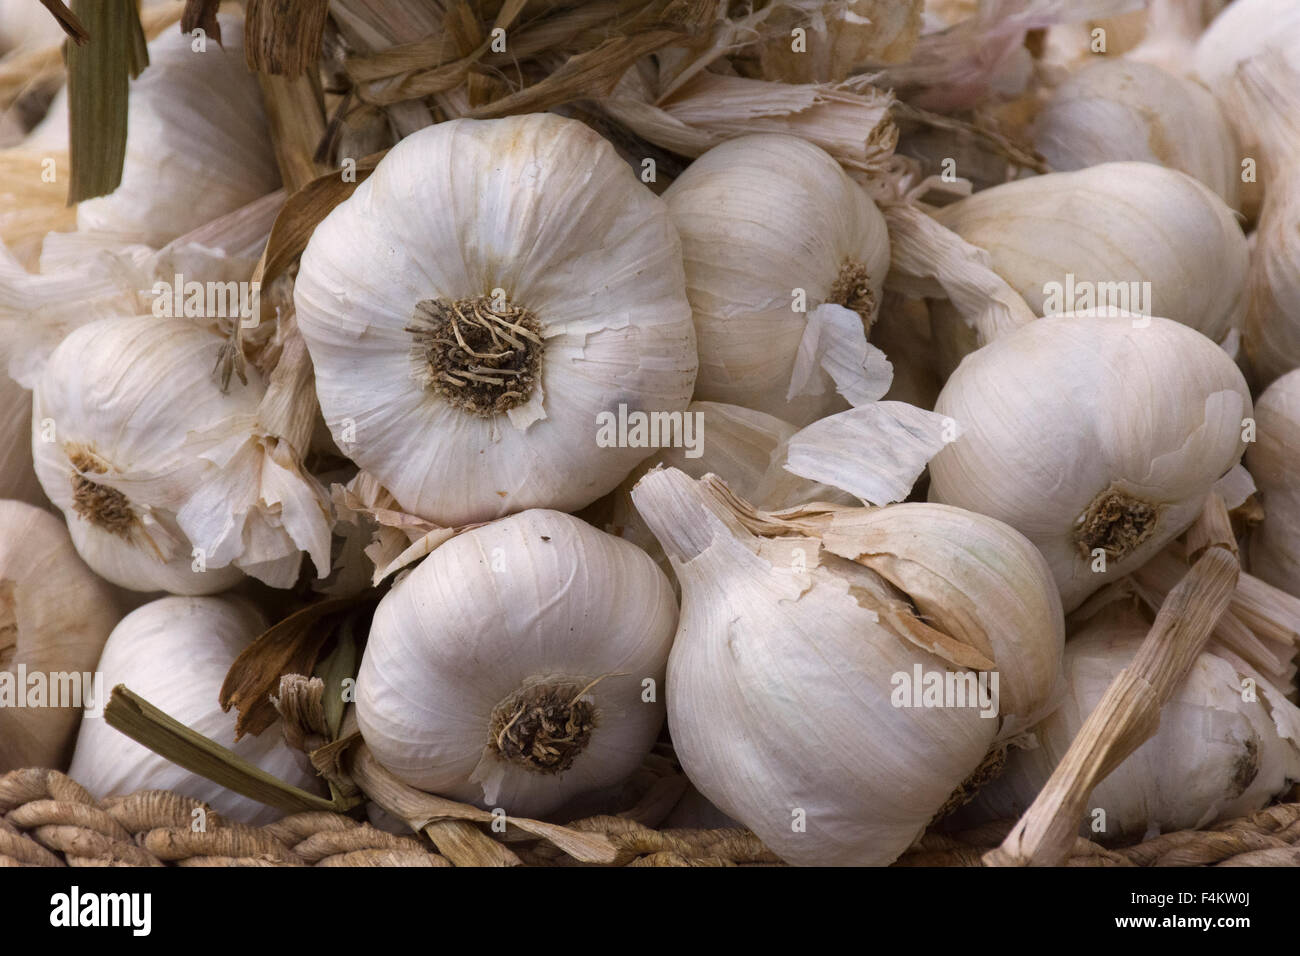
[984,494,1241,867]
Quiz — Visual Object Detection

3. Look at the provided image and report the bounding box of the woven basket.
[4,767,1298,867]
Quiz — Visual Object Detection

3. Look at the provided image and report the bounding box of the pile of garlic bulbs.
[4,0,1300,868]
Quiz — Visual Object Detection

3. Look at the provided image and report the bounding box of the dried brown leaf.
[218,594,374,739]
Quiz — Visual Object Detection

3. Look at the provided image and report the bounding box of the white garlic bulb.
[1245,369,1300,596]
[958,609,1300,843]
[1224,56,1300,387]
[663,134,890,426]
[632,468,1065,866]
[295,113,697,526]
[75,13,280,248]
[1194,0,1300,97]
[0,0,64,52]
[1034,59,1240,209]
[32,314,330,593]
[927,163,1248,375]
[355,509,677,818]
[0,500,120,771]
[68,596,323,825]
[930,313,1251,613]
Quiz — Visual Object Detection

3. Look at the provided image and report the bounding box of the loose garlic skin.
[68,597,323,825]
[663,134,890,426]
[355,509,677,819]
[927,163,1248,376]
[1246,370,1300,596]
[930,314,1251,613]
[957,618,1300,844]
[0,501,120,771]
[1034,60,1240,209]
[295,113,697,527]
[31,315,253,595]
[75,13,280,249]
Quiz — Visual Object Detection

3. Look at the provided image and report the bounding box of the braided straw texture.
[3,769,1299,866]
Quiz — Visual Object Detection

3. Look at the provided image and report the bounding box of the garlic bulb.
[929,313,1251,612]
[663,133,890,426]
[0,0,64,52]
[1225,57,1300,387]
[927,162,1248,376]
[295,113,697,526]
[1194,0,1300,96]
[1033,60,1240,209]
[0,501,120,771]
[32,314,329,593]
[68,596,323,825]
[355,509,677,818]
[1245,369,1300,596]
[632,468,1064,866]
[75,13,279,249]
[957,608,1300,843]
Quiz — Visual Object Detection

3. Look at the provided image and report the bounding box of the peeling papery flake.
[882,203,1035,346]
[787,303,893,406]
[178,417,333,587]
[1214,464,1256,511]
[781,401,956,505]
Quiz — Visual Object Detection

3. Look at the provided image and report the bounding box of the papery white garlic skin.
[355,509,677,818]
[1246,369,1300,596]
[927,162,1248,375]
[632,468,1003,866]
[957,619,1300,842]
[295,113,697,526]
[68,596,322,825]
[663,133,890,426]
[930,313,1251,612]
[75,13,279,248]
[31,315,254,594]
[1034,59,1240,209]
[0,500,120,771]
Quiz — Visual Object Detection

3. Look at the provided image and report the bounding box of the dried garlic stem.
[984,494,1239,867]
[348,745,618,866]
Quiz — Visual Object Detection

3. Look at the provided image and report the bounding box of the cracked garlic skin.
[294,113,697,527]
[355,509,677,818]
[663,134,890,427]
[631,468,1064,866]
[0,501,120,772]
[68,597,323,826]
[955,611,1300,844]
[930,313,1251,613]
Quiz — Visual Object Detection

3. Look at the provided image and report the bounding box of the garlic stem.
[985,495,1240,866]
